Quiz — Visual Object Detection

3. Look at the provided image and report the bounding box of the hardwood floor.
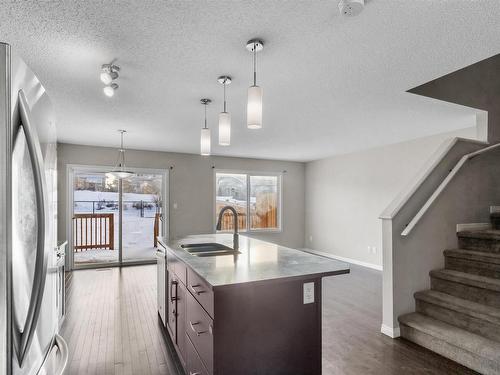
[322,264,478,375]
[60,265,178,375]
[61,264,478,375]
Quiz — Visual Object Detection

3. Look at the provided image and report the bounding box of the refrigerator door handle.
[53,334,69,375]
[12,89,49,366]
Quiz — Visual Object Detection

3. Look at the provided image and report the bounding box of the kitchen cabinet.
[157,235,349,375]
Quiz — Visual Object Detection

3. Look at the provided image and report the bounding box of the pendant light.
[217,76,232,146]
[246,39,264,129]
[107,130,134,179]
[200,99,212,156]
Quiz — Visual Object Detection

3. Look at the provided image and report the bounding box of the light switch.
[303,282,315,304]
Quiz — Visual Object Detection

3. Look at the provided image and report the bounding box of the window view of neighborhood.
[73,171,163,266]
[216,172,280,231]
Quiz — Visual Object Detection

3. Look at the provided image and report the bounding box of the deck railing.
[73,213,114,251]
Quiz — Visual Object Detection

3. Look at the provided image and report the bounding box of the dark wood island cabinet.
[157,234,349,375]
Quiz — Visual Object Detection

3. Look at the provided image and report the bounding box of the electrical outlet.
[303,282,315,304]
[173,202,178,209]
[372,246,377,254]
[309,235,313,242]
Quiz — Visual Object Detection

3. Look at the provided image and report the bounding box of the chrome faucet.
[216,205,239,250]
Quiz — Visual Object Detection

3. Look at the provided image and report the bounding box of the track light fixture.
[101,62,120,97]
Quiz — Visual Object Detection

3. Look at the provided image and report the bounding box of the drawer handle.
[190,372,201,375]
[190,284,205,295]
[189,321,207,336]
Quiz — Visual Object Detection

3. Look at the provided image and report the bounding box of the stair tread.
[458,229,500,240]
[399,312,500,362]
[430,269,500,291]
[444,249,500,265]
[415,290,500,323]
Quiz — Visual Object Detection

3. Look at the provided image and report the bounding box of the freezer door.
[11,53,57,375]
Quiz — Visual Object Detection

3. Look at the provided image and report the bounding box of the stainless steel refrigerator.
[0,43,68,375]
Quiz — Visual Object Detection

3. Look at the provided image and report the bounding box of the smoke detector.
[338,0,364,16]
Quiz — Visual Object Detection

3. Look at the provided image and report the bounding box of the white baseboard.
[302,248,382,271]
[381,324,400,338]
[456,222,491,232]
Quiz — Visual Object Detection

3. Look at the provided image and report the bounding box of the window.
[215,171,281,232]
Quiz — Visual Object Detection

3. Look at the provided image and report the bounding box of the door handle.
[12,90,49,366]
[54,334,69,375]
[190,372,202,375]
[189,284,205,296]
[189,321,207,336]
[170,279,178,302]
[38,334,69,375]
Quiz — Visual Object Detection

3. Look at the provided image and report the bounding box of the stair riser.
[416,299,500,342]
[445,257,500,279]
[400,324,500,375]
[431,277,500,308]
[458,237,500,253]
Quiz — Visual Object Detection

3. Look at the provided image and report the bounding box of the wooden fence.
[217,193,278,230]
[73,213,114,251]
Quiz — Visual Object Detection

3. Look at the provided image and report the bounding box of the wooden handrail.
[401,142,500,236]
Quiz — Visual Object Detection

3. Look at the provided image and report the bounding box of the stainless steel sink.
[180,242,240,257]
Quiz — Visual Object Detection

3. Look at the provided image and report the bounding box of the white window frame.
[213,169,283,233]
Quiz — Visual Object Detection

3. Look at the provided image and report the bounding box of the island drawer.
[187,291,213,374]
[186,333,210,375]
[187,267,214,317]
[167,249,187,283]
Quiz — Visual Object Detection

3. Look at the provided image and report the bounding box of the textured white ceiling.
[1,1,499,162]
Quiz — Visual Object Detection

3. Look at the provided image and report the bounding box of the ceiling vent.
[338,0,364,16]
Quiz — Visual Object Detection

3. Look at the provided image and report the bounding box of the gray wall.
[304,127,477,268]
[383,146,500,333]
[57,143,305,249]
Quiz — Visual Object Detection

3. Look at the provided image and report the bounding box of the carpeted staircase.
[399,210,500,375]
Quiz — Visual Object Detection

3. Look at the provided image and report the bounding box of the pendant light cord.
[119,131,126,170]
[253,44,257,86]
[204,103,208,129]
[223,81,227,112]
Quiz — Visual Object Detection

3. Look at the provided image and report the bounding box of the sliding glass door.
[70,166,167,269]
[121,173,164,263]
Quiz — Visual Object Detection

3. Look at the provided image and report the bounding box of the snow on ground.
[73,190,160,265]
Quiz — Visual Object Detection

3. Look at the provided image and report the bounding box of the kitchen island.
[157,234,350,375]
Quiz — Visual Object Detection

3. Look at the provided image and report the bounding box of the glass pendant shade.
[218,112,231,146]
[247,85,263,129]
[107,131,133,179]
[107,170,133,179]
[200,127,211,156]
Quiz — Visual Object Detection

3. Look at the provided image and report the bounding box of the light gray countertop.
[157,234,350,288]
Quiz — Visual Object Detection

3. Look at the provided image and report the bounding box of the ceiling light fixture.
[103,83,119,97]
[338,0,364,16]
[246,39,264,129]
[217,75,232,146]
[100,63,120,85]
[107,130,134,179]
[200,98,212,156]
